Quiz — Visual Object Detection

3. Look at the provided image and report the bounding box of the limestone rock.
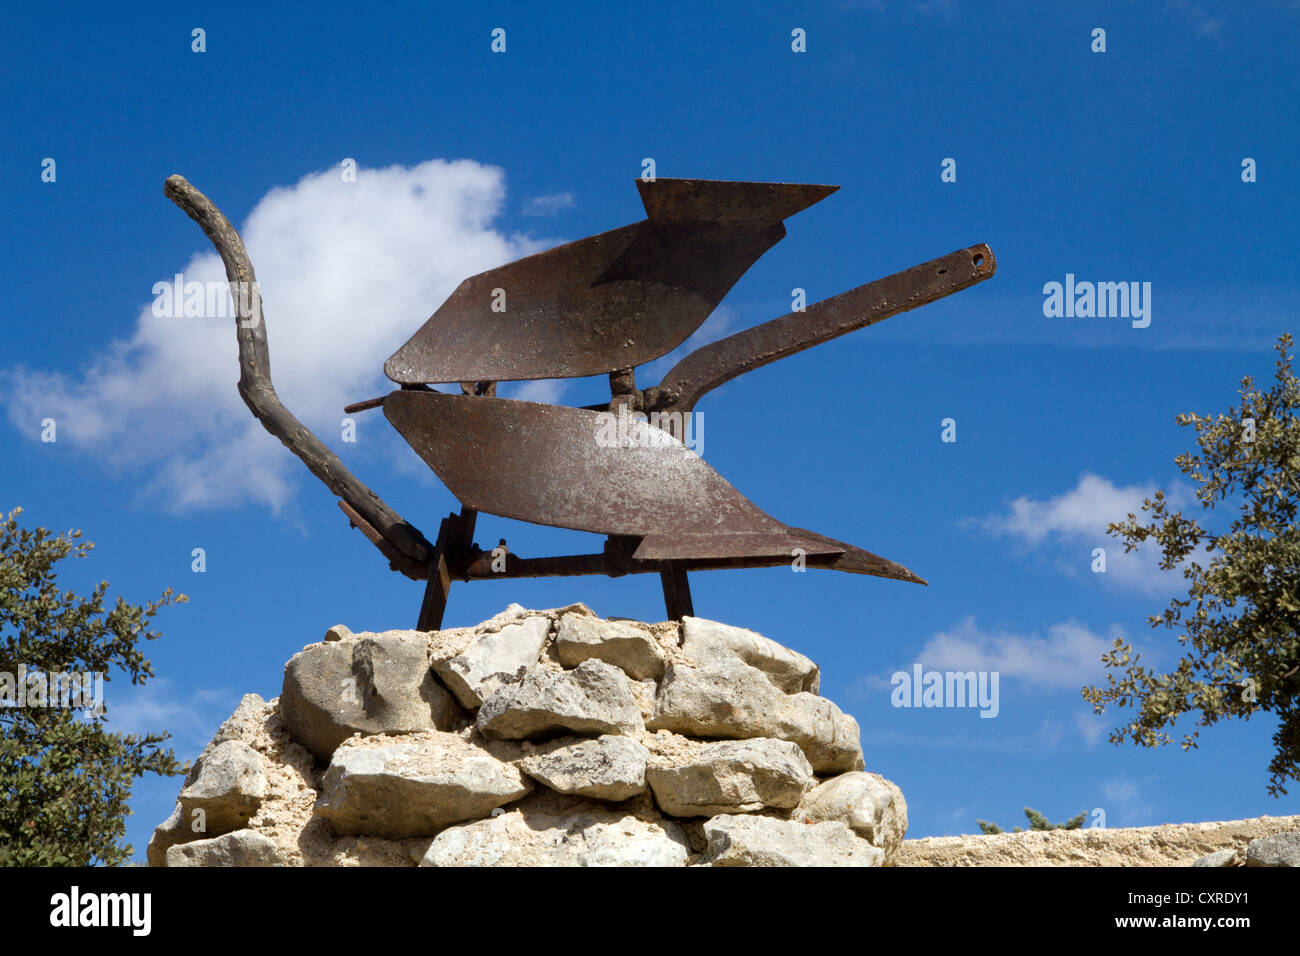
[701,814,884,867]
[146,803,188,868]
[650,660,863,773]
[206,693,269,751]
[147,734,270,865]
[433,616,551,708]
[1245,831,1300,867]
[630,679,657,723]
[795,771,908,864]
[314,733,532,838]
[281,632,460,760]
[555,613,666,680]
[353,634,459,733]
[1192,849,1240,867]
[681,616,819,693]
[477,659,644,740]
[323,624,352,643]
[519,735,649,801]
[164,829,285,867]
[177,740,266,836]
[420,799,690,866]
[646,738,814,817]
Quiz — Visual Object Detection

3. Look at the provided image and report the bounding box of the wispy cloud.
[2,159,555,514]
[521,191,576,217]
[914,0,958,18]
[969,472,1198,594]
[910,616,1118,688]
[855,615,1130,750]
[839,0,955,15]
[1075,709,1109,748]
[1165,1,1224,38]
[858,712,1108,753]
[1097,774,1160,824]
[855,615,1124,699]
[105,678,240,756]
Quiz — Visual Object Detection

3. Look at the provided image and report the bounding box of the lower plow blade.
[634,530,844,563]
[787,527,927,584]
[383,390,784,538]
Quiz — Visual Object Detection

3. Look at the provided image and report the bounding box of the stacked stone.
[149,604,907,867]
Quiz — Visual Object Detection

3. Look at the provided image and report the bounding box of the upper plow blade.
[384,180,837,385]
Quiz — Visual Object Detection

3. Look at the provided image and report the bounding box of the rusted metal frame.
[368,535,850,583]
[659,564,695,619]
[346,382,435,415]
[458,547,842,579]
[652,243,996,413]
[336,500,427,580]
[608,366,695,615]
[416,507,478,631]
[163,175,435,570]
[343,396,385,414]
[608,368,641,412]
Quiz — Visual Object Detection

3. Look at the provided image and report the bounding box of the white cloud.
[864,615,1153,747]
[979,473,1152,546]
[914,616,1117,688]
[521,191,576,217]
[972,473,1198,594]
[3,160,555,513]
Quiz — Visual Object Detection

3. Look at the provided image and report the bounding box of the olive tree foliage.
[978,807,1087,835]
[0,507,188,865]
[1083,335,1300,796]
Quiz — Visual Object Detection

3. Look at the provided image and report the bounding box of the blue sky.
[3,0,1299,860]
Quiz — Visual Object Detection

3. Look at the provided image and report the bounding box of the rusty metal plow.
[164,175,995,629]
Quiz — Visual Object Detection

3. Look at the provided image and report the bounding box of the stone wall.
[148,603,1300,867]
[899,816,1300,867]
[149,604,907,867]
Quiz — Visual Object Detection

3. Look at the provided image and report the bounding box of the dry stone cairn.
[149,604,908,867]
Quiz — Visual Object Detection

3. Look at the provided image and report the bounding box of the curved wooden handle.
[163,175,434,574]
